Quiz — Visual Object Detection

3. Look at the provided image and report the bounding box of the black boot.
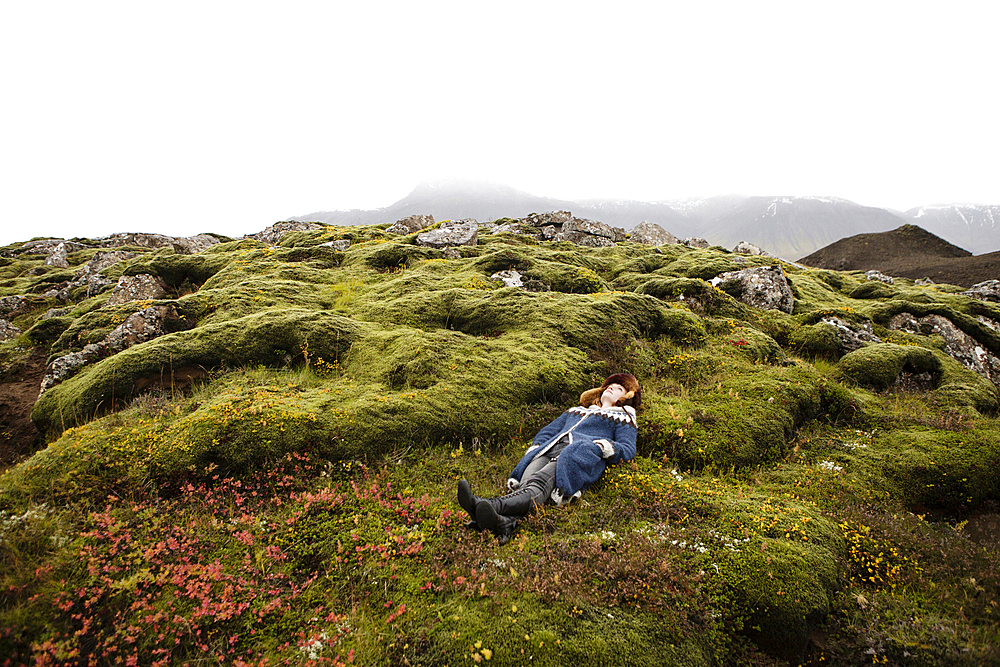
[456,479,482,529]
[475,488,538,543]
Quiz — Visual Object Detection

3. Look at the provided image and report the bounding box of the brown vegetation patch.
[0,348,45,470]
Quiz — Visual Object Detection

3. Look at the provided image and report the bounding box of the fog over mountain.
[290,180,1000,258]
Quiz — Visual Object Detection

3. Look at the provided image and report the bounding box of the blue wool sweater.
[509,405,637,503]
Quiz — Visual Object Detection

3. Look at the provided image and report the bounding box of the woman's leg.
[520,458,557,508]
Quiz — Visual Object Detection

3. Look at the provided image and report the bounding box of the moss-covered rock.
[31,309,364,438]
[837,343,943,392]
[789,322,842,358]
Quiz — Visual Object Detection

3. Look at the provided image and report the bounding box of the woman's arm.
[596,420,637,465]
[531,411,571,448]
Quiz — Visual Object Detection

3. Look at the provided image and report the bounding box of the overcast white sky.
[2,1,998,247]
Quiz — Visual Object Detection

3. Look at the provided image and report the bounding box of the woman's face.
[601,383,627,406]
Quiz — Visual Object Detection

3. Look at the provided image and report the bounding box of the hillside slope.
[1,219,999,666]
[798,224,1000,287]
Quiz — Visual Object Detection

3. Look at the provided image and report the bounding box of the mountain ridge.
[290,181,1000,257]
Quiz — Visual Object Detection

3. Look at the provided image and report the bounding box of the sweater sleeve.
[531,410,571,448]
[604,418,637,465]
[511,410,573,483]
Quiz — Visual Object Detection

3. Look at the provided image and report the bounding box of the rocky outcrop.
[0,296,30,318]
[962,280,1000,303]
[554,218,626,248]
[45,243,70,269]
[39,305,185,394]
[979,315,1000,334]
[629,222,679,246]
[734,241,772,257]
[40,307,69,320]
[684,237,710,249]
[40,348,96,394]
[386,214,434,235]
[100,233,176,250]
[489,221,536,236]
[249,222,322,245]
[416,219,478,248]
[821,316,881,352]
[491,270,524,288]
[477,211,632,249]
[320,240,352,252]
[10,239,86,256]
[887,313,921,336]
[170,234,220,254]
[711,265,795,313]
[0,319,21,342]
[71,250,137,298]
[522,211,572,228]
[106,274,169,306]
[889,313,1000,385]
[865,270,894,285]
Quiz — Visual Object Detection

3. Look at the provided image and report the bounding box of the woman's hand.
[595,439,615,458]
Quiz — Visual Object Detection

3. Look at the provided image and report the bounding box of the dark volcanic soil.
[0,348,45,471]
[798,224,1000,287]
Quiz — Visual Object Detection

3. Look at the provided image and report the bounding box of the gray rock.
[319,239,352,252]
[820,316,881,352]
[914,278,935,286]
[84,275,113,298]
[45,242,70,268]
[865,270,894,285]
[0,295,30,317]
[99,232,176,250]
[386,214,434,235]
[40,307,69,320]
[522,211,572,227]
[538,226,560,241]
[14,239,86,256]
[889,312,1000,384]
[734,241,772,257]
[921,314,999,384]
[73,250,137,282]
[684,237,710,249]
[629,222,679,246]
[39,305,182,394]
[962,280,1000,303]
[490,269,524,288]
[554,218,626,248]
[888,313,921,335]
[71,250,137,299]
[710,265,795,313]
[0,319,22,342]
[40,350,93,394]
[443,248,463,260]
[416,219,478,248]
[171,234,220,254]
[978,315,1000,334]
[490,222,535,236]
[106,274,169,306]
[103,306,176,354]
[249,222,322,245]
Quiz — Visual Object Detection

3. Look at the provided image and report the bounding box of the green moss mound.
[837,343,943,392]
[31,309,364,437]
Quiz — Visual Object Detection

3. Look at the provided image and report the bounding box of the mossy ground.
[1,228,999,666]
